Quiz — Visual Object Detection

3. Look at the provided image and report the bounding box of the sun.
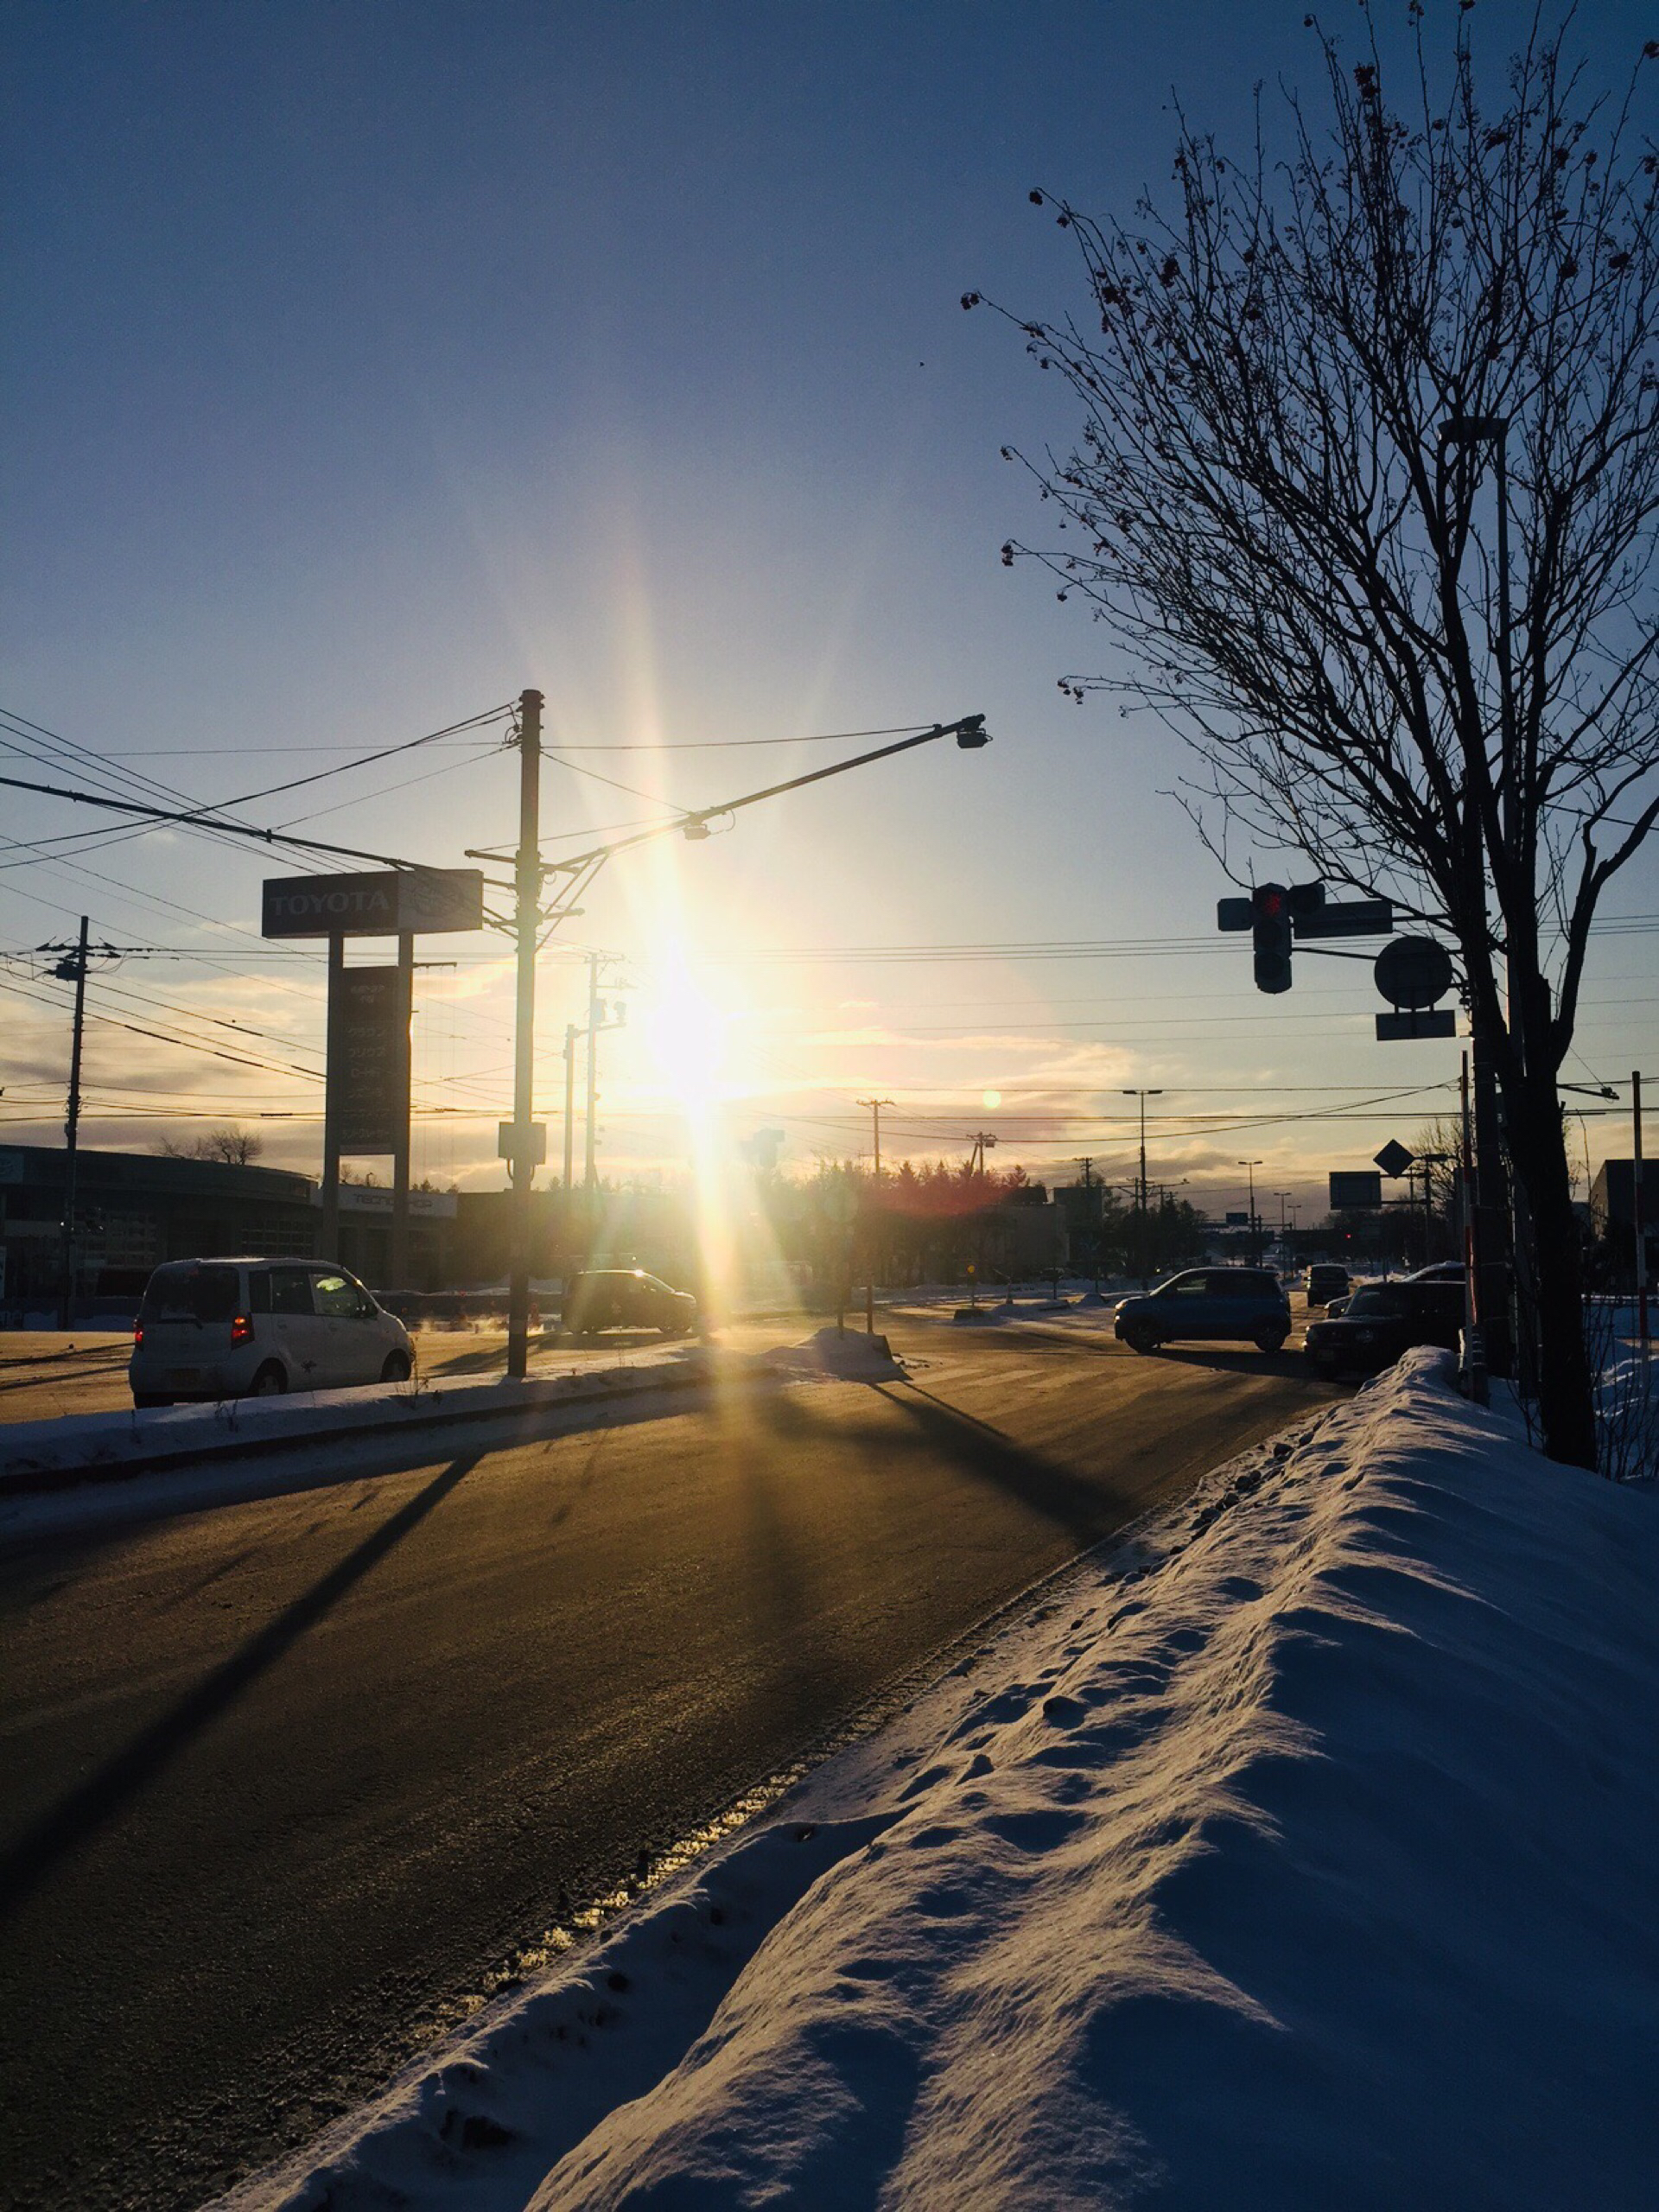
[641,957,726,1118]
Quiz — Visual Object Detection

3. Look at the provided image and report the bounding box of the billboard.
[1329,1171,1383,1211]
[262,868,484,938]
[1225,1211,1249,1228]
[330,965,410,1154]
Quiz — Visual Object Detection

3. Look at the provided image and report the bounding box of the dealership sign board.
[261,868,484,939]
[330,965,410,1154]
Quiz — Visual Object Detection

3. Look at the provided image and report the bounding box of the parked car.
[1114,1268,1293,1355]
[1406,1261,1465,1284]
[1303,1279,1465,1376]
[559,1268,698,1338]
[1306,1262,1351,1309]
[130,1257,415,1406]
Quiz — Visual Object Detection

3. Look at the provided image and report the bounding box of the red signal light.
[1257,888,1286,917]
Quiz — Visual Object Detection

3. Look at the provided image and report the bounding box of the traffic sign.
[1374,936,1455,1010]
[1374,1139,1414,1179]
[1294,898,1394,938]
[1376,1008,1459,1041]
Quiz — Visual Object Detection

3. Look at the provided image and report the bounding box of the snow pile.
[219,1350,1659,2212]
[760,1325,902,1378]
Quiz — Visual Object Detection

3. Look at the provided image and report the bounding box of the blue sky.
[3,1,1655,1219]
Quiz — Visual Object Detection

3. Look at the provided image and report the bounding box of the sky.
[3,0,1656,1228]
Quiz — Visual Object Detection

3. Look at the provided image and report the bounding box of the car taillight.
[133,1323,144,1349]
[230,1313,255,1347]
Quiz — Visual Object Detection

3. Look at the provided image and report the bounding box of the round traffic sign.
[1374,935,1454,1010]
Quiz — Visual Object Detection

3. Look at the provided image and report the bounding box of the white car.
[130,1257,415,1407]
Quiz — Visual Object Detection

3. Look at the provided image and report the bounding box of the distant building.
[1590,1159,1659,1231]
[0,1143,316,1313]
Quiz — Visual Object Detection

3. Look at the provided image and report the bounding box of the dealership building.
[0,1145,317,1316]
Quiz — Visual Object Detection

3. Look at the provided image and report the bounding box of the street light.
[1238,1160,1265,1263]
[1124,1088,1163,1289]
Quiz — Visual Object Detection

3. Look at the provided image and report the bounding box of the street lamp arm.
[533,717,990,882]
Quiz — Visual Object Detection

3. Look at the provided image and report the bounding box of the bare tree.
[972,16,1659,1466]
[160,1125,264,1166]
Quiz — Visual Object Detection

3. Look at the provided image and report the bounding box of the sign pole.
[321,931,344,1261]
[507,689,543,1382]
[391,931,414,1290]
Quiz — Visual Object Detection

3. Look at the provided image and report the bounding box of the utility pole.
[966,1130,997,1176]
[856,1098,893,1178]
[1124,1089,1161,1290]
[505,688,543,1383]
[58,915,90,1329]
[855,1098,893,1333]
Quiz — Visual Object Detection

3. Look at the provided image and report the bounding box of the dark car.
[560,1268,697,1338]
[1114,1268,1292,1355]
[1306,1262,1351,1309]
[1304,1279,1465,1376]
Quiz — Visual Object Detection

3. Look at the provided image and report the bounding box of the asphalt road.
[0,1315,1339,2210]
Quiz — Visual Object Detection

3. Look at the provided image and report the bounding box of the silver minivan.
[130,1257,415,1407]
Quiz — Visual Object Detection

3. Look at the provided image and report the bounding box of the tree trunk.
[1506,1077,1599,1471]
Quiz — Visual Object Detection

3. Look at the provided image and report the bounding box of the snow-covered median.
[217,1350,1658,2212]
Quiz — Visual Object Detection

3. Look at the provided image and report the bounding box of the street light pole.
[1238,1160,1264,1264]
[505,690,543,1382]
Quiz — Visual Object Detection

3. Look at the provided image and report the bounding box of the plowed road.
[0,1315,1338,2210]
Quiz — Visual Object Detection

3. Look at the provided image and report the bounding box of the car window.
[140,1263,238,1323]
[1168,1274,1211,1297]
[313,1271,367,1319]
[1347,1286,1410,1317]
[270,1267,315,1316]
[247,1270,271,1314]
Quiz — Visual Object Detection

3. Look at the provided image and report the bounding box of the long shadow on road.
[0,1448,481,1923]
[746,1375,1126,1546]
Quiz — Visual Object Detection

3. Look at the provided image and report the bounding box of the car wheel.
[250,1363,287,1397]
[1253,1324,1288,1353]
[133,1393,174,1409]
[380,1351,412,1383]
[1122,1324,1159,1355]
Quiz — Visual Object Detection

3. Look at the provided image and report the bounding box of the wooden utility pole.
[58,915,89,1328]
[855,1097,893,1178]
[506,688,543,1382]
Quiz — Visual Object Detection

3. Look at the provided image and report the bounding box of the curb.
[0,1359,715,1500]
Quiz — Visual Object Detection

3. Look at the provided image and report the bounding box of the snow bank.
[760,1325,902,1378]
[218,1351,1659,2212]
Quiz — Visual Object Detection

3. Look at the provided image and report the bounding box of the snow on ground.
[214,1347,1659,2212]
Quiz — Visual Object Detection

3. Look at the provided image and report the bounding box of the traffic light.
[1252,883,1294,994]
